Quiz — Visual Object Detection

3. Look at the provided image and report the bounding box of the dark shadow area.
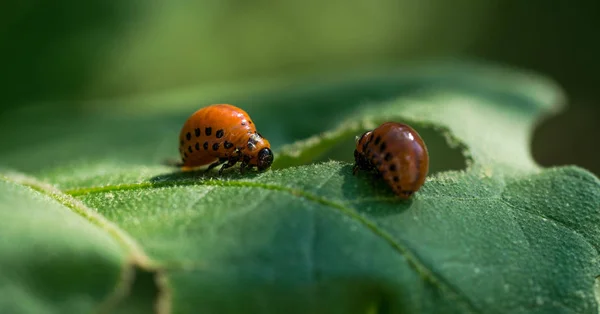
[110,266,164,314]
[149,166,262,186]
[173,270,404,314]
[149,168,213,184]
[339,165,414,217]
[532,105,600,176]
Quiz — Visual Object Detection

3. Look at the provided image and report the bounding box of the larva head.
[245,132,274,171]
[352,130,374,174]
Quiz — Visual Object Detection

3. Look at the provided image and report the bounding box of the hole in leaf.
[315,123,468,176]
[531,107,600,176]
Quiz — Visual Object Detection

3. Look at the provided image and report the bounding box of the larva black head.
[257,147,274,171]
[352,148,374,174]
[352,130,374,175]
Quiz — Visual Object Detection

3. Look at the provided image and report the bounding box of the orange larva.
[176,104,273,174]
[353,122,429,199]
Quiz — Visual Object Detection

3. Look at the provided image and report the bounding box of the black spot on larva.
[186,132,191,141]
[241,122,246,126]
[188,146,193,153]
[393,176,399,182]
[184,152,188,158]
[224,141,233,149]
[384,153,392,161]
[374,136,381,145]
[249,121,253,124]
[203,142,209,150]
[205,127,212,136]
[180,139,184,146]
[389,164,397,171]
[195,142,200,150]
[380,142,387,152]
[212,143,220,151]
[216,129,224,138]
[195,128,200,137]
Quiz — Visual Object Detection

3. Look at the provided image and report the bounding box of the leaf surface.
[0,175,131,314]
[0,62,598,314]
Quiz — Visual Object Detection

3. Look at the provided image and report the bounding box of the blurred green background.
[1,0,598,174]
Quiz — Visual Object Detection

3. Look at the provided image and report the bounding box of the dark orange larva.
[353,122,429,199]
[177,104,273,174]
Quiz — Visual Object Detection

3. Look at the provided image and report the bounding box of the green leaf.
[0,175,129,313]
[0,62,599,313]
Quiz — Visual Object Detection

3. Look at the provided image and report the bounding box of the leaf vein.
[499,198,599,255]
[208,190,272,233]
